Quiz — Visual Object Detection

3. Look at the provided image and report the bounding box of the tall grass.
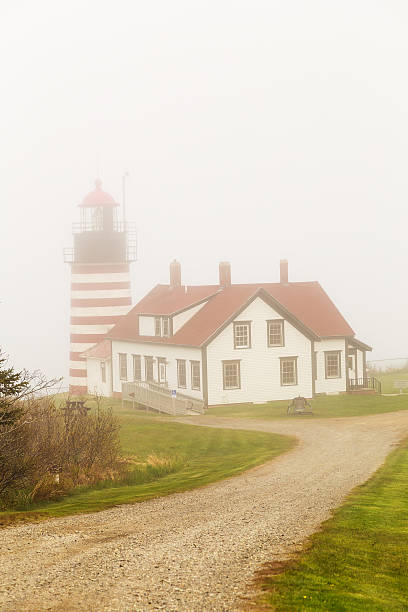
[0,410,293,524]
[93,453,186,489]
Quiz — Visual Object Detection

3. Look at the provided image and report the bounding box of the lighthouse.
[64,179,136,395]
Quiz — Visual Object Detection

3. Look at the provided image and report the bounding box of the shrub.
[0,394,122,508]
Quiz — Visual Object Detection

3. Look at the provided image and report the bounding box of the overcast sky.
[1,0,407,382]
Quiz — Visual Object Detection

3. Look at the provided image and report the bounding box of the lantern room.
[63,178,137,264]
[78,178,119,233]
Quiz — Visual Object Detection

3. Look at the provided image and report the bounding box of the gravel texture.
[1,410,408,612]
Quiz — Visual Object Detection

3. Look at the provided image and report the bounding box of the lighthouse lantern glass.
[80,206,105,232]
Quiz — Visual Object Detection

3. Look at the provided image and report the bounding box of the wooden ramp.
[122,381,205,416]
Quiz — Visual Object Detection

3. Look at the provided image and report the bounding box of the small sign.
[171,389,177,397]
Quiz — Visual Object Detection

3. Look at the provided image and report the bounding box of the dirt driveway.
[1,411,408,612]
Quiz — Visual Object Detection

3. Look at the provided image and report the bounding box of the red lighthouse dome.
[80,178,118,207]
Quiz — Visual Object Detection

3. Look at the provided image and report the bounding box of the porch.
[348,377,382,394]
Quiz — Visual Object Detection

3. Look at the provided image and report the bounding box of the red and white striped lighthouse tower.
[64,179,136,395]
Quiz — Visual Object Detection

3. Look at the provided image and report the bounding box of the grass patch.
[207,393,408,420]
[0,402,294,526]
[376,368,408,395]
[257,437,408,611]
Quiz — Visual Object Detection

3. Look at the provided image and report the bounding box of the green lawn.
[207,393,408,420]
[376,368,408,395]
[258,437,408,611]
[0,402,294,525]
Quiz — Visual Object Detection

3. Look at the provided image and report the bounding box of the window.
[223,360,241,390]
[191,361,201,390]
[233,321,251,349]
[325,351,341,379]
[145,356,154,382]
[177,359,187,388]
[100,361,106,383]
[267,320,284,347]
[91,206,104,231]
[158,357,167,384]
[154,316,171,337]
[162,317,170,337]
[280,357,298,386]
[133,355,142,380]
[119,353,127,381]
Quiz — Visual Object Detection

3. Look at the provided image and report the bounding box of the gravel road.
[1,410,408,612]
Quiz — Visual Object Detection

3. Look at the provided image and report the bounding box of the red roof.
[134,284,219,315]
[81,339,111,359]
[80,178,118,208]
[106,281,355,347]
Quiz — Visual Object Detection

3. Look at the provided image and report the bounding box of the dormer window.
[162,317,170,337]
[154,316,171,338]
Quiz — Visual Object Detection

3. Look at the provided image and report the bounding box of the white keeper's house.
[81,259,374,405]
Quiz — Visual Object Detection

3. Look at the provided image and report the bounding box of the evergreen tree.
[0,352,29,426]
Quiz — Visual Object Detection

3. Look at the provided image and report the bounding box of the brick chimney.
[170,259,181,288]
[219,261,231,287]
[280,259,288,284]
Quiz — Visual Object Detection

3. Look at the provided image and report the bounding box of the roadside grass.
[0,401,294,526]
[207,393,408,420]
[257,437,408,611]
[377,368,408,394]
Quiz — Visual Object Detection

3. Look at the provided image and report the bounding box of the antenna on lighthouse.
[122,172,130,225]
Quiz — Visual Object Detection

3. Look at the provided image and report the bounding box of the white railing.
[122,381,205,415]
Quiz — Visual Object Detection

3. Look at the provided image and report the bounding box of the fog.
[1,0,407,382]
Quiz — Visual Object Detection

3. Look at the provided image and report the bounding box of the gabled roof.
[81,339,111,359]
[134,284,219,315]
[105,281,355,348]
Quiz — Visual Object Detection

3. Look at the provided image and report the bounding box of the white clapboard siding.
[86,358,113,397]
[314,338,347,394]
[206,296,313,405]
[110,340,203,398]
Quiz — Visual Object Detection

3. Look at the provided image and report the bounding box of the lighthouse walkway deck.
[122,381,205,416]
